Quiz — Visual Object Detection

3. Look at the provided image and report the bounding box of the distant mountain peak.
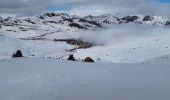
[0,13,170,30]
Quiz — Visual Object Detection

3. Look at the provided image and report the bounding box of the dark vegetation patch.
[12,50,23,58]
[53,39,94,51]
[21,37,95,51]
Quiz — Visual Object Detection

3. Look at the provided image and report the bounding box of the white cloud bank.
[76,24,170,45]
[0,0,170,17]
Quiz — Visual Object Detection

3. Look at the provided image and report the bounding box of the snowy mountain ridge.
[1,13,170,30]
[1,13,170,63]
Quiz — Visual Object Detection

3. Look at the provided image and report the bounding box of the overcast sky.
[0,0,170,17]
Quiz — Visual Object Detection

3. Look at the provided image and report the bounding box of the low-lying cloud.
[68,0,170,17]
[0,0,170,17]
[76,24,170,45]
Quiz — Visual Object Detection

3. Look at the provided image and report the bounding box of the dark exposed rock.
[69,23,87,29]
[85,24,93,27]
[43,13,70,18]
[6,30,16,32]
[25,18,36,24]
[14,20,18,23]
[79,18,102,27]
[84,57,94,63]
[122,16,138,23]
[63,18,73,22]
[68,54,75,61]
[47,21,58,24]
[38,16,44,19]
[21,29,27,31]
[4,17,12,22]
[143,16,153,21]
[56,13,70,17]
[44,13,56,17]
[117,18,121,21]
[15,19,22,23]
[165,21,170,26]
[103,18,112,24]
[84,15,94,19]
[0,20,3,24]
[3,23,14,26]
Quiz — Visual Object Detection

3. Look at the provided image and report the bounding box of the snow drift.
[0,58,170,100]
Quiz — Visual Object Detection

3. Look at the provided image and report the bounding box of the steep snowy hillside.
[0,58,170,100]
[0,13,170,63]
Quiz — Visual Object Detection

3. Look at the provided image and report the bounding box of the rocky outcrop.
[166,21,170,26]
[84,57,94,62]
[68,54,76,61]
[12,50,23,58]
[143,16,153,21]
[69,23,87,29]
[121,15,138,23]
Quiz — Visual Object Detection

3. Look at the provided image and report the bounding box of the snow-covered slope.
[145,54,170,64]
[0,58,170,100]
[0,13,170,31]
[74,30,170,63]
[1,13,170,63]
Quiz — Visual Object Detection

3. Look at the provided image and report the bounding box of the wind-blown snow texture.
[0,58,170,100]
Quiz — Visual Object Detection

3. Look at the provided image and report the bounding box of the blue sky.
[50,5,72,11]
[53,0,170,11]
[45,0,170,17]
[160,0,170,3]
[1,0,170,16]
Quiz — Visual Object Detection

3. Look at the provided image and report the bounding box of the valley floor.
[0,58,170,100]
